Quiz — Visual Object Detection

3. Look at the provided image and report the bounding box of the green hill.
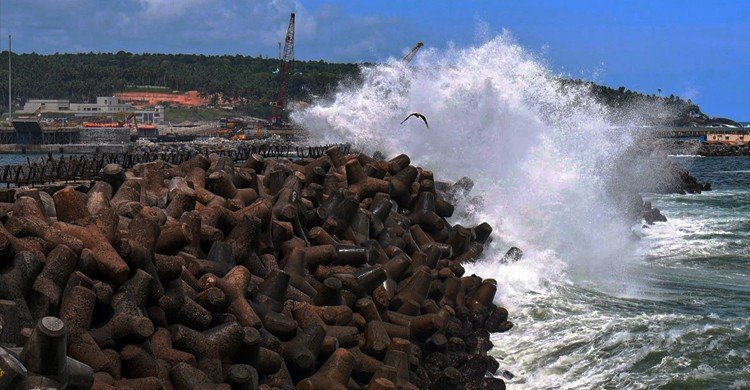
[0,51,709,124]
[562,79,706,126]
[0,51,362,119]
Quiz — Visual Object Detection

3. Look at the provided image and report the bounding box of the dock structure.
[647,126,750,145]
[9,120,82,145]
[0,120,134,153]
[0,142,352,187]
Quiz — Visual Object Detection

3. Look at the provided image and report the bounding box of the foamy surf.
[292,32,641,285]
[292,31,750,389]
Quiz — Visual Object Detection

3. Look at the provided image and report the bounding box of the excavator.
[122,113,157,135]
[123,113,137,129]
[216,117,247,139]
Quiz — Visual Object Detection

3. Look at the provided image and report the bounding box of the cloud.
[0,0,409,61]
[136,0,213,21]
[679,85,700,101]
[244,0,318,45]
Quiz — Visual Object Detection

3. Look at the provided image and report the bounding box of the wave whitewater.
[291,31,646,387]
[293,32,644,292]
[291,32,750,389]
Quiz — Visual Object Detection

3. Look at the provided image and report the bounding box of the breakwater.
[0,145,509,389]
[697,143,750,156]
[0,143,352,187]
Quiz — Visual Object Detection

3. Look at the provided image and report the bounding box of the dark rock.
[643,206,668,225]
[479,377,506,389]
[486,319,514,334]
[500,247,523,263]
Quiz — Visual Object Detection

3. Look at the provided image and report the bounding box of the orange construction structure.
[114,90,208,108]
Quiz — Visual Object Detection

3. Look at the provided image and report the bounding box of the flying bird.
[400,113,429,128]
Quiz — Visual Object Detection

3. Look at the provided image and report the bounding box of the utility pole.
[8,34,12,123]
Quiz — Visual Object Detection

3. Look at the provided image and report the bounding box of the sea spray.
[293,31,750,390]
[293,32,641,292]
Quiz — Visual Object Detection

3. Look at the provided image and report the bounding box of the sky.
[0,0,748,119]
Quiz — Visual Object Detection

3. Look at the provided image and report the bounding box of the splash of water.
[292,33,750,389]
[292,32,641,297]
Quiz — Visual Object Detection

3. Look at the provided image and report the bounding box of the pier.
[647,126,750,144]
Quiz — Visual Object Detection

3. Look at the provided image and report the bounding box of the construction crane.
[402,41,424,64]
[272,13,295,128]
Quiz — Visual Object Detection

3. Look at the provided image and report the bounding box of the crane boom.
[402,41,424,64]
[125,112,138,131]
[272,13,295,127]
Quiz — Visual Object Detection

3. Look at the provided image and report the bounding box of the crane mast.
[402,41,423,64]
[272,13,295,127]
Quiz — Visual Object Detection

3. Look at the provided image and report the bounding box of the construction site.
[0,13,423,155]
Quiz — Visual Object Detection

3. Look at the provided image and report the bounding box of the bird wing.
[400,112,429,128]
[416,113,429,128]
[400,113,416,125]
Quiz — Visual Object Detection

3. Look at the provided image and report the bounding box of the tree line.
[0,51,362,118]
[561,79,707,126]
[0,51,708,124]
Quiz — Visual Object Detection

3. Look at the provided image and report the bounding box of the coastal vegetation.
[563,79,705,126]
[163,106,235,123]
[0,51,361,119]
[0,51,707,123]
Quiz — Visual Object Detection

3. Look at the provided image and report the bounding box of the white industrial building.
[20,97,163,124]
[134,106,164,124]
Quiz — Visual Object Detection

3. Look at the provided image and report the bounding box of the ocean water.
[483,156,750,389]
[292,31,748,389]
[0,153,65,166]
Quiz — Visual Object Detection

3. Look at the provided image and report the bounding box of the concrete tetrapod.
[0,146,513,389]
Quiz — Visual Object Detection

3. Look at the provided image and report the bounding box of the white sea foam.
[293,32,642,296]
[289,31,745,389]
[668,154,705,158]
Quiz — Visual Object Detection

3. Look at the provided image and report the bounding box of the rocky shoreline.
[0,146,510,389]
[696,143,750,157]
[637,159,711,225]
[612,141,712,227]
